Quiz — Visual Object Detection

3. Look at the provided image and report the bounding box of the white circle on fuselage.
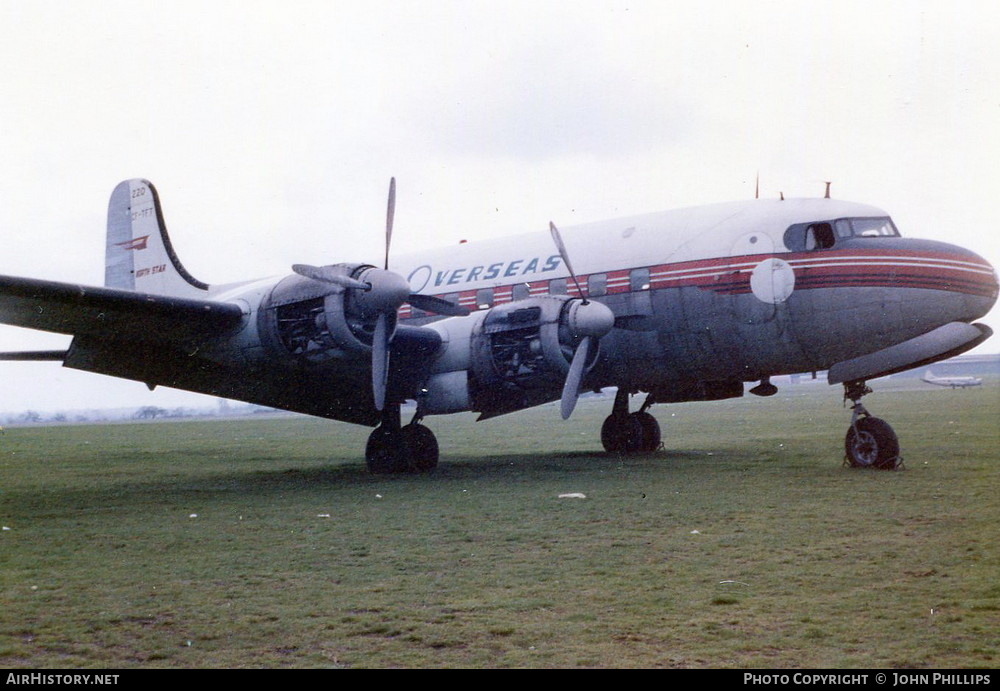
[749,258,795,304]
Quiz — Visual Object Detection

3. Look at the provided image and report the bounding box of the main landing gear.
[601,389,662,454]
[365,404,439,474]
[843,381,902,470]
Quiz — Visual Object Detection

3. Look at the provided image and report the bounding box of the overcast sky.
[1,0,998,413]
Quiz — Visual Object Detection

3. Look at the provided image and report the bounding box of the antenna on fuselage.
[824,181,832,199]
[755,172,759,199]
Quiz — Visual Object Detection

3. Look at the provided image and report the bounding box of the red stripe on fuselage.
[398,248,997,317]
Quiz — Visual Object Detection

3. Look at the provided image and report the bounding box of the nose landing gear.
[843,381,902,470]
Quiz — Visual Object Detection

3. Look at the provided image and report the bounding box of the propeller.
[290,264,370,290]
[292,178,469,410]
[560,332,592,420]
[291,263,469,318]
[549,221,615,419]
[384,177,395,270]
[549,222,586,302]
[372,312,390,411]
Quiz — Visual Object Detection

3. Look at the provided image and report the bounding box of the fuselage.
[387,198,997,395]
[122,194,997,423]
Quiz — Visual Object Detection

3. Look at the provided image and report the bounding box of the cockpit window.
[784,216,899,251]
[784,221,836,251]
[847,217,899,237]
[805,222,835,250]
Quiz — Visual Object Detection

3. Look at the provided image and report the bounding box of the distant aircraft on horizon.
[920,370,983,388]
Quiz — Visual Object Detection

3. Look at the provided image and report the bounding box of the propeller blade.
[549,221,587,302]
[372,312,390,411]
[560,335,592,420]
[292,264,370,291]
[548,222,575,275]
[407,293,470,317]
[385,177,396,270]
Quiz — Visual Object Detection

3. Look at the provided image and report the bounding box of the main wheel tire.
[845,416,900,469]
[631,411,661,453]
[365,426,410,474]
[601,414,644,454]
[403,423,439,472]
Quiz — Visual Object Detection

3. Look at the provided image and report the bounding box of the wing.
[0,274,244,342]
[0,273,444,427]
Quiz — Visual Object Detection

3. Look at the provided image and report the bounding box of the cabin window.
[476,288,494,309]
[588,273,607,297]
[441,293,460,310]
[548,278,568,295]
[512,283,530,301]
[630,268,650,291]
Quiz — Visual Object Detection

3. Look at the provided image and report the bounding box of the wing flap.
[0,274,244,342]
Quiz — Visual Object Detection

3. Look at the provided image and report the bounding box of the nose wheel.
[843,381,901,470]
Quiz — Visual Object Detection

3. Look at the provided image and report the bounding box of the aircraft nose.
[947,242,997,314]
[985,254,1000,304]
[984,255,1000,316]
[895,238,998,321]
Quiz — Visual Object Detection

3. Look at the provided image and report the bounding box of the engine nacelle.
[258,263,392,364]
[473,296,589,389]
[421,295,612,418]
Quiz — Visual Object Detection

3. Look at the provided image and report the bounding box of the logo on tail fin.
[115,235,150,251]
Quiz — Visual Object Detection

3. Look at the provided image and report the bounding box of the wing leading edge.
[0,274,244,344]
[0,272,389,426]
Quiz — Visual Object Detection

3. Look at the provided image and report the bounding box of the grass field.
[1,379,998,668]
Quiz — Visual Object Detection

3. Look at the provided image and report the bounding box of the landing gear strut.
[601,389,661,454]
[365,405,439,474]
[843,381,901,470]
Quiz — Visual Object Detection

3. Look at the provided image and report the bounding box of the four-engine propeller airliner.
[921,370,984,388]
[1,178,996,472]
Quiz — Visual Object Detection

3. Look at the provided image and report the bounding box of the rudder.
[105,179,209,296]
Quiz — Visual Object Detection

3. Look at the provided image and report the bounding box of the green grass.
[1,379,998,668]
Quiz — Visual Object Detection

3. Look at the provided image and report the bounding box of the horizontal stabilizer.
[828,322,992,384]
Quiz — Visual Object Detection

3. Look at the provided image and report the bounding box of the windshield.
[835,217,900,239]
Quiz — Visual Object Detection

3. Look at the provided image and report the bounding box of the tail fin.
[105,179,209,296]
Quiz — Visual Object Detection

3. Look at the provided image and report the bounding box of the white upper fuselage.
[390,198,889,304]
